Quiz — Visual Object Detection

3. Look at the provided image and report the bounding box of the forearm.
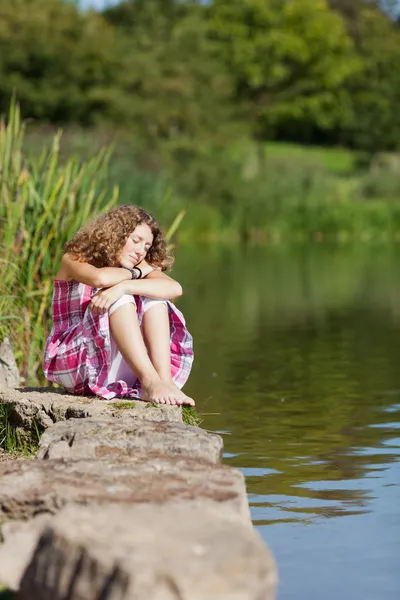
[96,267,131,288]
[120,277,182,300]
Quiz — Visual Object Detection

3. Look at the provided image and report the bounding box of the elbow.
[174,283,183,298]
[93,273,107,288]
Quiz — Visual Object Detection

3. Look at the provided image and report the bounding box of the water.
[176,243,400,600]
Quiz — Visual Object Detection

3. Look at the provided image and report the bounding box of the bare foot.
[164,381,195,406]
[142,380,177,405]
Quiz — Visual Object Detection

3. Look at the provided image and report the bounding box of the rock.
[0,456,251,526]
[0,387,182,436]
[0,515,51,591]
[0,457,252,591]
[36,418,223,464]
[18,503,277,600]
[0,338,19,388]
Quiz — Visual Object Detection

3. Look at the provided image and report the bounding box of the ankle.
[140,372,161,388]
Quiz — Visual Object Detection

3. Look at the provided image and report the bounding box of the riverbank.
[0,386,277,599]
[23,126,400,243]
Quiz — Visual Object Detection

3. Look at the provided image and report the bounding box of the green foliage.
[209,0,359,139]
[0,0,399,153]
[342,8,400,152]
[0,403,41,454]
[102,0,236,144]
[0,101,118,383]
[265,142,356,174]
[113,401,136,409]
[0,0,122,123]
[1,1,400,308]
[182,405,202,427]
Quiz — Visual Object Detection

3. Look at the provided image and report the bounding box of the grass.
[265,141,357,174]
[145,400,202,427]
[113,401,136,409]
[0,101,119,384]
[0,396,202,457]
[0,102,187,385]
[0,404,41,455]
[17,119,400,247]
[182,405,202,427]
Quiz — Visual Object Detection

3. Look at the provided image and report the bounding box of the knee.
[109,295,137,317]
[142,298,167,314]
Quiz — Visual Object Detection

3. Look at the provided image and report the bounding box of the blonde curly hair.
[65,205,173,271]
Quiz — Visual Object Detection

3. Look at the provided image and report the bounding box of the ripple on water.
[179,244,400,600]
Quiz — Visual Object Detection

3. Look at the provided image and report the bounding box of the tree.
[208,0,360,141]
[341,7,400,151]
[103,0,238,143]
[0,0,123,123]
[329,0,400,21]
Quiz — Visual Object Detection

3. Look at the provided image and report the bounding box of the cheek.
[121,240,133,254]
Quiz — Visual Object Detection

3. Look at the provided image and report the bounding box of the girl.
[43,205,194,406]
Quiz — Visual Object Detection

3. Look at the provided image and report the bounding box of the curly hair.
[64,205,173,271]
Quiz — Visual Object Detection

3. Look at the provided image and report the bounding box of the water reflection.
[176,243,400,599]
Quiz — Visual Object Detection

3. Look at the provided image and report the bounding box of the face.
[118,223,153,268]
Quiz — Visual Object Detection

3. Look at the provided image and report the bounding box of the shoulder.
[58,254,103,287]
[55,254,75,281]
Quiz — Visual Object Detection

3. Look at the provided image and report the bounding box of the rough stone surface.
[0,338,19,388]
[0,515,51,590]
[0,387,182,435]
[18,503,277,600]
[37,417,223,464]
[0,456,251,526]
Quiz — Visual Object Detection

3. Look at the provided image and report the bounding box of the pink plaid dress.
[43,280,194,400]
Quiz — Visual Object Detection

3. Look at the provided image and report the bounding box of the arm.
[60,253,132,288]
[89,269,183,315]
[122,270,183,300]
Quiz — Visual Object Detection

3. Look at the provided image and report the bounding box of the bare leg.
[142,303,195,406]
[109,302,177,405]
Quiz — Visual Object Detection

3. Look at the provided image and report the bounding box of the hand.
[90,283,126,315]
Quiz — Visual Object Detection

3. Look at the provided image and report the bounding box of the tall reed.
[0,101,118,383]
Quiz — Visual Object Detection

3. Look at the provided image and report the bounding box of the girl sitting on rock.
[43,205,194,406]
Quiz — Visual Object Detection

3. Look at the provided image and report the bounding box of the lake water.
[176,243,400,600]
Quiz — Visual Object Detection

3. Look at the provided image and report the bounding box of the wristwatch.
[121,266,142,279]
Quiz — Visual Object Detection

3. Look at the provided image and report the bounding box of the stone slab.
[36,418,223,464]
[0,387,182,434]
[18,503,277,600]
[0,456,252,591]
[0,456,250,526]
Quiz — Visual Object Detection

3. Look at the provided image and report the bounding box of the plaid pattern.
[43,281,194,400]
